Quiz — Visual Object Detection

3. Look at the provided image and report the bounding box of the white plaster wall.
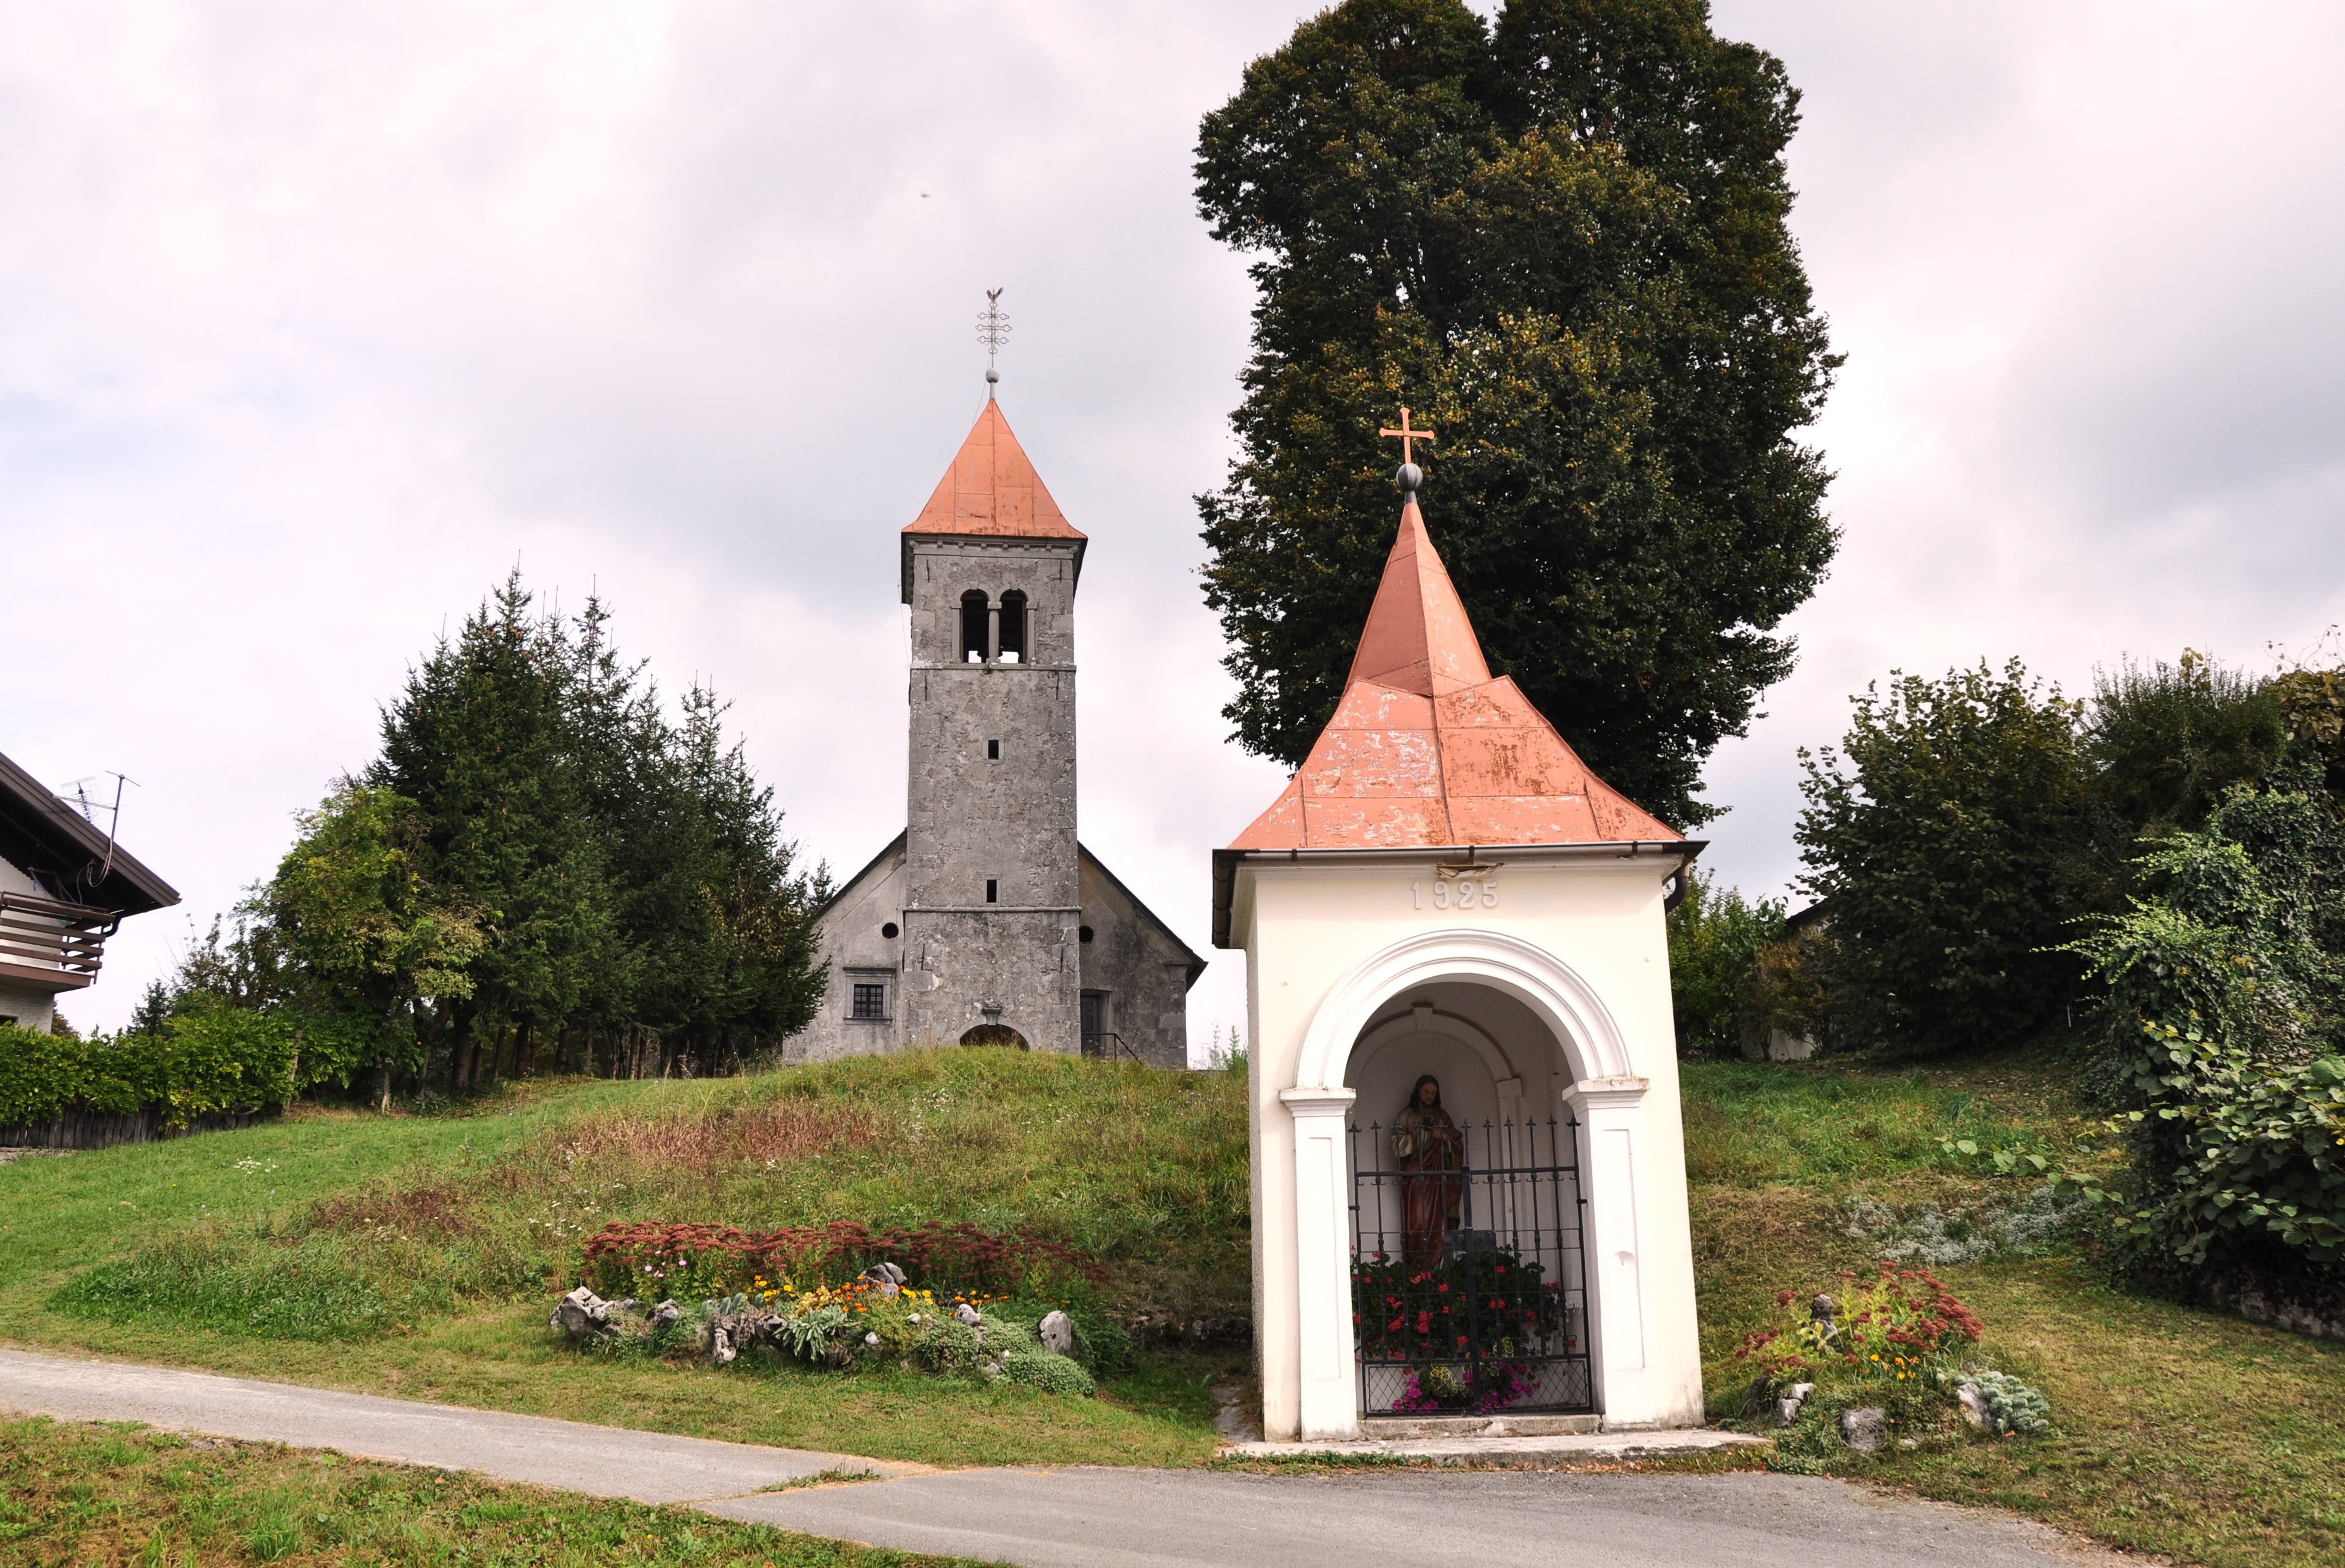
[1238,855,1704,1439]
[0,980,55,1033]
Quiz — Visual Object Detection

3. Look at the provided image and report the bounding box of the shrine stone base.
[1224,1428,1764,1467]
[1349,1413,1601,1439]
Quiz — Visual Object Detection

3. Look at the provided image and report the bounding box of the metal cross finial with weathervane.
[1380,405,1436,496]
[977,288,1010,398]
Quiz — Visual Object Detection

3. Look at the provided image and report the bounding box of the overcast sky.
[5,2,2342,1052]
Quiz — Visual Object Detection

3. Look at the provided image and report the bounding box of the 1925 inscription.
[1410,878,1497,911]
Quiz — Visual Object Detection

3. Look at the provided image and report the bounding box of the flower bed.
[553,1220,1127,1397]
[1735,1267,2051,1464]
[1351,1242,1569,1414]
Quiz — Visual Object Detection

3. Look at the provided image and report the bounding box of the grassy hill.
[1,1051,1249,1467]
[4,1047,2343,1566]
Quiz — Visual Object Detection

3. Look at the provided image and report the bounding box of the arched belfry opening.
[997,589,1027,663]
[960,590,989,663]
[1213,435,1704,1443]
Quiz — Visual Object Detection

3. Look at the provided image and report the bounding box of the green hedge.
[0,1006,297,1130]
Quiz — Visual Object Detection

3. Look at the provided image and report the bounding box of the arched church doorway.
[958,1024,1030,1050]
[1343,986,1592,1419]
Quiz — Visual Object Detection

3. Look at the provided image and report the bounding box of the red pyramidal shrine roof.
[1227,499,1680,851]
[906,401,1086,542]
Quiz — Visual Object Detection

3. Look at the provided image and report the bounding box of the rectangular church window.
[851,983,885,1020]
[984,879,999,904]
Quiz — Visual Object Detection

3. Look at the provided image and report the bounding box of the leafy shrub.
[2084,652,2290,842]
[1002,1350,1095,1397]
[1798,660,2088,1054]
[1666,872,1788,1055]
[2068,773,2345,1277]
[0,1006,297,1130]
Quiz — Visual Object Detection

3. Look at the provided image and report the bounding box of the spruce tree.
[1196,0,1838,826]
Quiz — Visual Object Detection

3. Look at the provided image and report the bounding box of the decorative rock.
[863,1261,908,1291]
[979,1359,1003,1379]
[1741,1373,1776,1419]
[1839,1407,1888,1453]
[1811,1295,1837,1335]
[1775,1382,1816,1428]
[955,1302,983,1328]
[650,1300,682,1329]
[908,1313,923,1325]
[1957,1380,1991,1429]
[550,1286,615,1341]
[864,1330,881,1346]
[709,1326,737,1367]
[1037,1309,1075,1355]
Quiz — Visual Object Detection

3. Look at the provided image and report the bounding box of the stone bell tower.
[896,398,1086,1052]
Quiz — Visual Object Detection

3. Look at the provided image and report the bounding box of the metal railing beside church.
[1348,1114,1594,1418]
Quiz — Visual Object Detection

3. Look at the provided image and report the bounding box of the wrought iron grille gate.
[1350,1116,1593,1417]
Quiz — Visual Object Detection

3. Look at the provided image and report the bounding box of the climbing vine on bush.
[2068,769,2345,1276]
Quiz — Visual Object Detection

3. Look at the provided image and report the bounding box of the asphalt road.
[1,1347,2128,1568]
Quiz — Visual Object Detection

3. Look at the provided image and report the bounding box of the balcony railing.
[0,891,119,989]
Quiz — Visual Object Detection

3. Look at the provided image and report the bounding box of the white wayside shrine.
[1212,437,1707,1441]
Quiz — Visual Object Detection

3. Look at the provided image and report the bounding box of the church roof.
[1225,498,1681,854]
[905,401,1086,544]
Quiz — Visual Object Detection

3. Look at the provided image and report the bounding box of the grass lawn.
[6,1048,2344,1567]
[0,1053,1242,1469]
[1682,1057,2345,1568]
[0,1415,986,1567]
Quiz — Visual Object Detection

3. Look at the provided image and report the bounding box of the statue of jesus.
[1390,1074,1464,1269]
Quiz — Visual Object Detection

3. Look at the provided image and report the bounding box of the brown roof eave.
[1210,839,1705,949]
[0,749,179,916]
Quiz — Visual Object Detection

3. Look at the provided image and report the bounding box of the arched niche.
[1296,927,1636,1095]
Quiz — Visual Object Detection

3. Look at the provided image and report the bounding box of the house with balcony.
[0,749,179,1032]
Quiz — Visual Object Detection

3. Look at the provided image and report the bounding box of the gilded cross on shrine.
[1379,406,1436,466]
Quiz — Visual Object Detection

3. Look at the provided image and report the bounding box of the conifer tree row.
[161,573,827,1097]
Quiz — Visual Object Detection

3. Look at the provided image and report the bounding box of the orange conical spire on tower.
[904,401,1085,542]
[1227,492,1679,852]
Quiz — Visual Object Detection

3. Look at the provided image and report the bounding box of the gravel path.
[1,1345,2137,1568]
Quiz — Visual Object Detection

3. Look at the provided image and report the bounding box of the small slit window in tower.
[997,590,1027,663]
[984,878,999,904]
[960,590,988,663]
[987,739,1000,761]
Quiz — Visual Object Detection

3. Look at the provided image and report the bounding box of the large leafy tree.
[250,783,488,1109]
[1196,0,1838,826]
[1796,661,2089,1056]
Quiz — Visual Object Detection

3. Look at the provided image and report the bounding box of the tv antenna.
[977,288,1010,398]
[62,772,137,893]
